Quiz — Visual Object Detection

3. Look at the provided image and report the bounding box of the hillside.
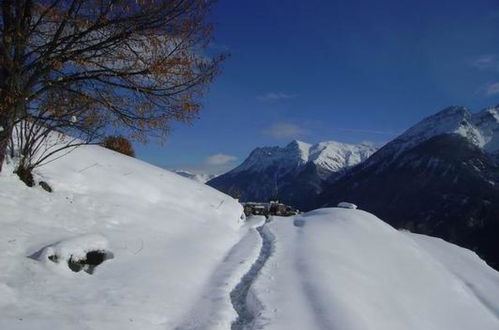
[0,144,248,330]
[249,208,499,330]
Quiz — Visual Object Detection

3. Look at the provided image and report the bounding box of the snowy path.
[175,217,266,330]
[246,217,326,330]
[175,210,499,330]
[230,223,275,330]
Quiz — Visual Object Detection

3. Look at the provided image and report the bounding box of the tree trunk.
[0,93,27,173]
[0,99,18,173]
[0,116,12,173]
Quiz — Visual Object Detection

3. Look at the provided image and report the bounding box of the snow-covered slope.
[472,107,499,153]
[249,208,499,330]
[2,143,499,330]
[0,145,247,330]
[308,140,376,178]
[173,169,217,183]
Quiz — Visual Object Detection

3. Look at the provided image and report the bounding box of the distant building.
[242,201,299,217]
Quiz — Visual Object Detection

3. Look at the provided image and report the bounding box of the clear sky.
[135,0,499,174]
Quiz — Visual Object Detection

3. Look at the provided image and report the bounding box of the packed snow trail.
[230,221,275,330]
[175,216,266,330]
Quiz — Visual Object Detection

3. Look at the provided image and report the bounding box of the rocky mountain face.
[318,106,499,269]
[207,140,376,210]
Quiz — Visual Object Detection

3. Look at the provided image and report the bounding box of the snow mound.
[0,143,244,329]
[252,208,499,330]
[337,201,357,209]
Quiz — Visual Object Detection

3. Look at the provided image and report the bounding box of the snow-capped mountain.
[319,105,499,270]
[208,140,376,210]
[173,169,217,183]
[366,106,499,166]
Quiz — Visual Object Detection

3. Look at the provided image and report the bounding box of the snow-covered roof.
[337,202,358,209]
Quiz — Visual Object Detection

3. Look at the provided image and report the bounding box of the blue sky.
[136,0,499,174]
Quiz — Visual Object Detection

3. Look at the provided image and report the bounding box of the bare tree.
[0,0,225,173]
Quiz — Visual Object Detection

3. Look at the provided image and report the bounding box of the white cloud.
[486,82,499,95]
[471,55,499,71]
[257,92,297,102]
[205,153,238,165]
[263,122,309,139]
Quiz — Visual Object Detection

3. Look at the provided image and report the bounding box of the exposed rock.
[39,181,53,193]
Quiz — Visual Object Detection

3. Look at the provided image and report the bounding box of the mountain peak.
[285,140,311,161]
[473,106,499,153]
[208,139,377,209]
[437,105,469,116]
[383,106,485,157]
[230,139,376,176]
[286,139,310,148]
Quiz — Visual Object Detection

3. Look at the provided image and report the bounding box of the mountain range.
[208,105,499,269]
[208,140,377,210]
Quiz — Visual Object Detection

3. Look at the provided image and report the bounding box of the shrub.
[101,136,135,157]
[15,165,34,187]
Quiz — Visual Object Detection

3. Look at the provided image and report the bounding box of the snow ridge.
[388,106,499,156]
[232,140,377,178]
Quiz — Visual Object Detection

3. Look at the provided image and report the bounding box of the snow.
[173,169,218,183]
[337,201,357,209]
[472,107,499,153]
[32,234,113,275]
[385,106,499,158]
[249,208,499,330]
[308,141,377,173]
[176,216,266,330]
[233,140,311,174]
[0,144,251,330]
[404,232,499,320]
[232,139,376,177]
[36,234,110,262]
[2,136,499,330]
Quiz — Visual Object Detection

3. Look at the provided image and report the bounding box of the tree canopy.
[0,0,225,172]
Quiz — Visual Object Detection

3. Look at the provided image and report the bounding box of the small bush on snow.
[101,136,135,157]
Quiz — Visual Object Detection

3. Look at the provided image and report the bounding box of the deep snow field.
[251,209,499,330]
[0,145,252,330]
[1,144,499,330]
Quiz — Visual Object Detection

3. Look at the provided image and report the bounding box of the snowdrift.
[0,145,244,330]
[2,142,499,330]
[251,208,499,330]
